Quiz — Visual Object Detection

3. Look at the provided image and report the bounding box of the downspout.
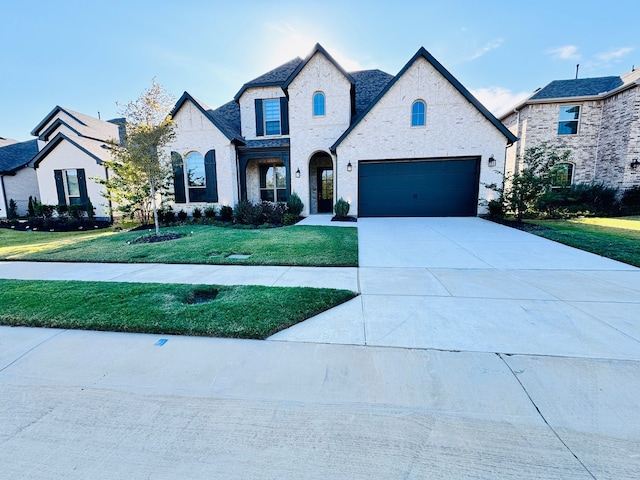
[593,99,605,181]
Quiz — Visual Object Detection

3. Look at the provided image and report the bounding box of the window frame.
[263,99,281,136]
[557,105,581,135]
[411,100,426,127]
[184,151,207,202]
[259,163,287,202]
[64,169,82,205]
[313,91,325,117]
[550,162,575,189]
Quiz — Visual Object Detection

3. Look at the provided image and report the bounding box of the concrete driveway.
[2,217,640,479]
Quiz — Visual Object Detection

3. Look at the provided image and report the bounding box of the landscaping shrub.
[220,205,233,221]
[536,182,619,218]
[287,192,304,216]
[86,198,95,219]
[177,209,188,222]
[204,205,216,219]
[27,196,37,217]
[283,213,300,225]
[261,201,285,224]
[192,207,203,220]
[334,197,350,218]
[7,199,18,220]
[164,208,176,223]
[35,203,55,218]
[487,199,505,218]
[621,186,640,214]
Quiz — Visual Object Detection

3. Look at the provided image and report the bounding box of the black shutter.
[204,150,218,203]
[54,170,66,205]
[77,169,88,206]
[171,152,186,203]
[280,97,289,135]
[255,99,264,136]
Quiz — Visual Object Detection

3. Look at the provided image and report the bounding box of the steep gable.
[32,133,110,168]
[31,106,120,143]
[332,47,516,151]
[233,57,303,102]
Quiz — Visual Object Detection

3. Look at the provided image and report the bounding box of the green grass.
[0,279,357,339]
[0,224,358,266]
[525,216,640,267]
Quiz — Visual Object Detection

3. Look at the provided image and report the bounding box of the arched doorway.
[309,152,334,214]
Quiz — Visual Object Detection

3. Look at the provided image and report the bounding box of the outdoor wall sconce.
[347,162,353,172]
[488,155,496,167]
[631,158,640,169]
[295,168,301,178]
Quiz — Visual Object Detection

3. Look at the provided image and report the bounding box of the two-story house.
[501,68,640,191]
[168,43,516,217]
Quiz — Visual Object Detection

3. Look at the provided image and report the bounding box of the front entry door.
[317,168,333,213]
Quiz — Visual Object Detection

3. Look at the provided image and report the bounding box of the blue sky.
[2,0,639,141]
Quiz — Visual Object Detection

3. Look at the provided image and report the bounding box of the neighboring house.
[501,68,640,191]
[0,138,39,218]
[168,43,516,217]
[29,106,123,220]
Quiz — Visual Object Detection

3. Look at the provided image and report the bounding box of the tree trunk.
[150,180,160,236]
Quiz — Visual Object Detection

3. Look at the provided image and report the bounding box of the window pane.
[189,188,207,202]
[66,170,80,197]
[264,99,281,135]
[261,190,275,202]
[313,92,325,116]
[412,101,425,126]
[558,121,578,135]
[551,163,573,187]
[276,189,287,202]
[186,152,206,187]
[559,106,580,121]
[275,166,286,188]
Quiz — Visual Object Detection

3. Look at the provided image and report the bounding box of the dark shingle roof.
[234,57,304,101]
[350,69,394,118]
[0,139,38,173]
[242,138,291,149]
[210,101,241,139]
[530,76,624,100]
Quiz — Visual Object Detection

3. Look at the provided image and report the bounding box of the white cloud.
[469,39,503,60]
[548,45,580,60]
[595,47,634,62]
[471,87,531,117]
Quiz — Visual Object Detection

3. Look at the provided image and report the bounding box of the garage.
[358,157,480,217]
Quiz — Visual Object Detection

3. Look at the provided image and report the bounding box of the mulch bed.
[131,233,186,244]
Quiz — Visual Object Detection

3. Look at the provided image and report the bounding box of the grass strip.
[526,217,640,267]
[0,225,358,267]
[0,279,357,339]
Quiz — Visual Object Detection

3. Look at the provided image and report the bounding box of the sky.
[2,0,639,142]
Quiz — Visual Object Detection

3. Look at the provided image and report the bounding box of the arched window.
[313,92,325,117]
[185,151,206,201]
[411,100,426,126]
[551,163,574,188]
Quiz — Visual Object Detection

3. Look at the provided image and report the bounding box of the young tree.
[486,142,572,221]
[99,79,175,235]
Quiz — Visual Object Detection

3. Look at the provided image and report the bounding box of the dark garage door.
[358,157,480,217]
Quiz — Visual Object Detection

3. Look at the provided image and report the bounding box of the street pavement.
[1,216,639,479]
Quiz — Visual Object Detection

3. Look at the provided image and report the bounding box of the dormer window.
[313,92,325,117]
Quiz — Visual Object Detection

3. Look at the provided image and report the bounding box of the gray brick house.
[501,68,640,192]
[168,43,516,217]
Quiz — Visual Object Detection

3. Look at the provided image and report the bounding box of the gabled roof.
[530,76,624,100]
[30,106,120,142]
[350,69,394,119]
[282,43,356,92]
[32,133,110,168]
[233,57,303,102]
[331,47,517,151]
[170,92,244,144]
[0,139,38,174]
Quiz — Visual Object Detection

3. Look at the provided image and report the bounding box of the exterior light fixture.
[347,162,353,172]
[295,168,301,178]
[631,159,640,169]
[488,155,496,167]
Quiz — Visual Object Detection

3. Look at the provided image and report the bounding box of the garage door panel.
[358,158,479,217]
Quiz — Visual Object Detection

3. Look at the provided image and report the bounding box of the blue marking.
[155,339,168,346]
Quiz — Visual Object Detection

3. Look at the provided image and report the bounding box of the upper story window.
[558,105,580,135]
[313,92,325,117]
[264,99,281,135]
[550,162,574,188]
[411,100,426,127]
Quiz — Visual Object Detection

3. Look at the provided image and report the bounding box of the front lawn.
[0,224,358,266]
[524,216,640,267]
[0,279,357,339]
